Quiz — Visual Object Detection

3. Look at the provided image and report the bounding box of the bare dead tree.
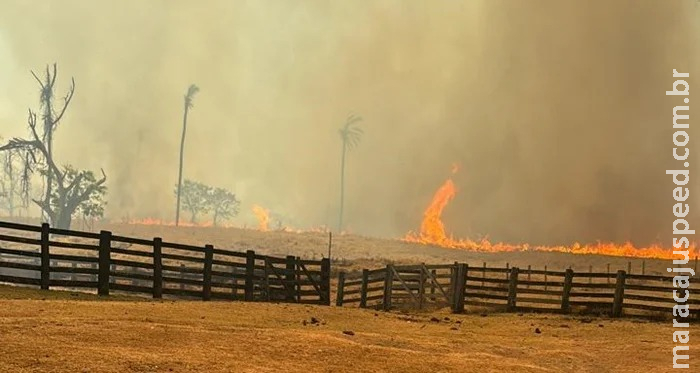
[0,64,107,229]
[0,145,22,217]
[175,84,199,226]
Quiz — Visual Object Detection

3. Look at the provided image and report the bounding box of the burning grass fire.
[120,164,690,261]
[403,165,694,260]
[251,205,270,231]
[122,203,331,234]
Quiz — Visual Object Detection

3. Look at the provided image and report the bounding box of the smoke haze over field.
[0,0,698,246]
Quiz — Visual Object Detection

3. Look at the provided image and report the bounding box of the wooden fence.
[337,263,700,320]
[0,221,331,305]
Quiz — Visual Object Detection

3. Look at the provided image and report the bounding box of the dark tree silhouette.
[0,144,18,216]
[42,165,107,222]
[337,112,363,233]
[174,179,210,224]
[0,64,107,229]
[0,146,33,218]
[207,187,240,226]
[175,84,200,226]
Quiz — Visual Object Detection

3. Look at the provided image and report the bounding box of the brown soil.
[0,284,695,373]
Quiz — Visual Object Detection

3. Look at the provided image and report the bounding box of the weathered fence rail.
[0,221,331,305]
[4,220,698,320]
[337,263,700,320]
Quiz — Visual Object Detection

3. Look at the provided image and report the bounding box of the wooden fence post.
[561,268,574,314]
[285,255,296,302]
[507,267,519,312]
[383,264,393,311]
[295,256,301,303]
[263,257,271,301]
[153,238,163,299]
[451,263,467,313]
[527,265,531,289]
[40,223,50,290]
[418,263,425,309]
[245,250,255,301]
[612,270,626,318]
[98,230,112,296]
[448,264,455,302]
[463,264,469,307]
[430,269,437,300]
[320,258,331,306]
[360,269,369,308]
[202,244,213,301]
[335,272,345,306]
[179,264,185,290]
[447,261,457,298]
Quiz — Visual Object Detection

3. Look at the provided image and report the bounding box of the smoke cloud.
[0,0,697,246]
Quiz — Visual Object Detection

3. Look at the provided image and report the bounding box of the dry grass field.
[2,219,681,276]
[1,284,696,373]
[97,222,680,277]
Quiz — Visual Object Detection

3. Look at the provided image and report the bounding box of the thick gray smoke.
[0,0,697,246]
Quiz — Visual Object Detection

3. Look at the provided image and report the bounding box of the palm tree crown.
[339,113,363,151]
[337,112,363,233]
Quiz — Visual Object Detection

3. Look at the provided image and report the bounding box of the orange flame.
[404,165,695,260]
[252,205,270,232]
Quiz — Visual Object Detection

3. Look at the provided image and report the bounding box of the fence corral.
[0,221,330,305]
[3,220,698,320]
[337,263,700,320]
[337,264,455,310]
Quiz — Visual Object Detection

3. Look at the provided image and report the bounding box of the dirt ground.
[0,285,696,373]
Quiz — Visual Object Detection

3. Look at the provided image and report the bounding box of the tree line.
[1,63,364,232]
[0,65,106,229]
[175,179,240,226]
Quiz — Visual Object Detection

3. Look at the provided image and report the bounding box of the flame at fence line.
[404,164,695,260]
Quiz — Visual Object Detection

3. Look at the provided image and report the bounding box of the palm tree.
[175,84,199,226]
[337,113,363,233]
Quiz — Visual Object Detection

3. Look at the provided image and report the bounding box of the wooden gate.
[389,264,453,309]
[336,263,454,310]
[262,256,330,305]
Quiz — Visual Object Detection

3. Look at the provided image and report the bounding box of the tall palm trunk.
[175,103,189,226]
[338,141,347,233]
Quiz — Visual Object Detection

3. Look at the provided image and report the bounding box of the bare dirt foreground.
[0,285,695,373]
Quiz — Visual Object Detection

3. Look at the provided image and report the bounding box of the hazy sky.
[0,0,698,246]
